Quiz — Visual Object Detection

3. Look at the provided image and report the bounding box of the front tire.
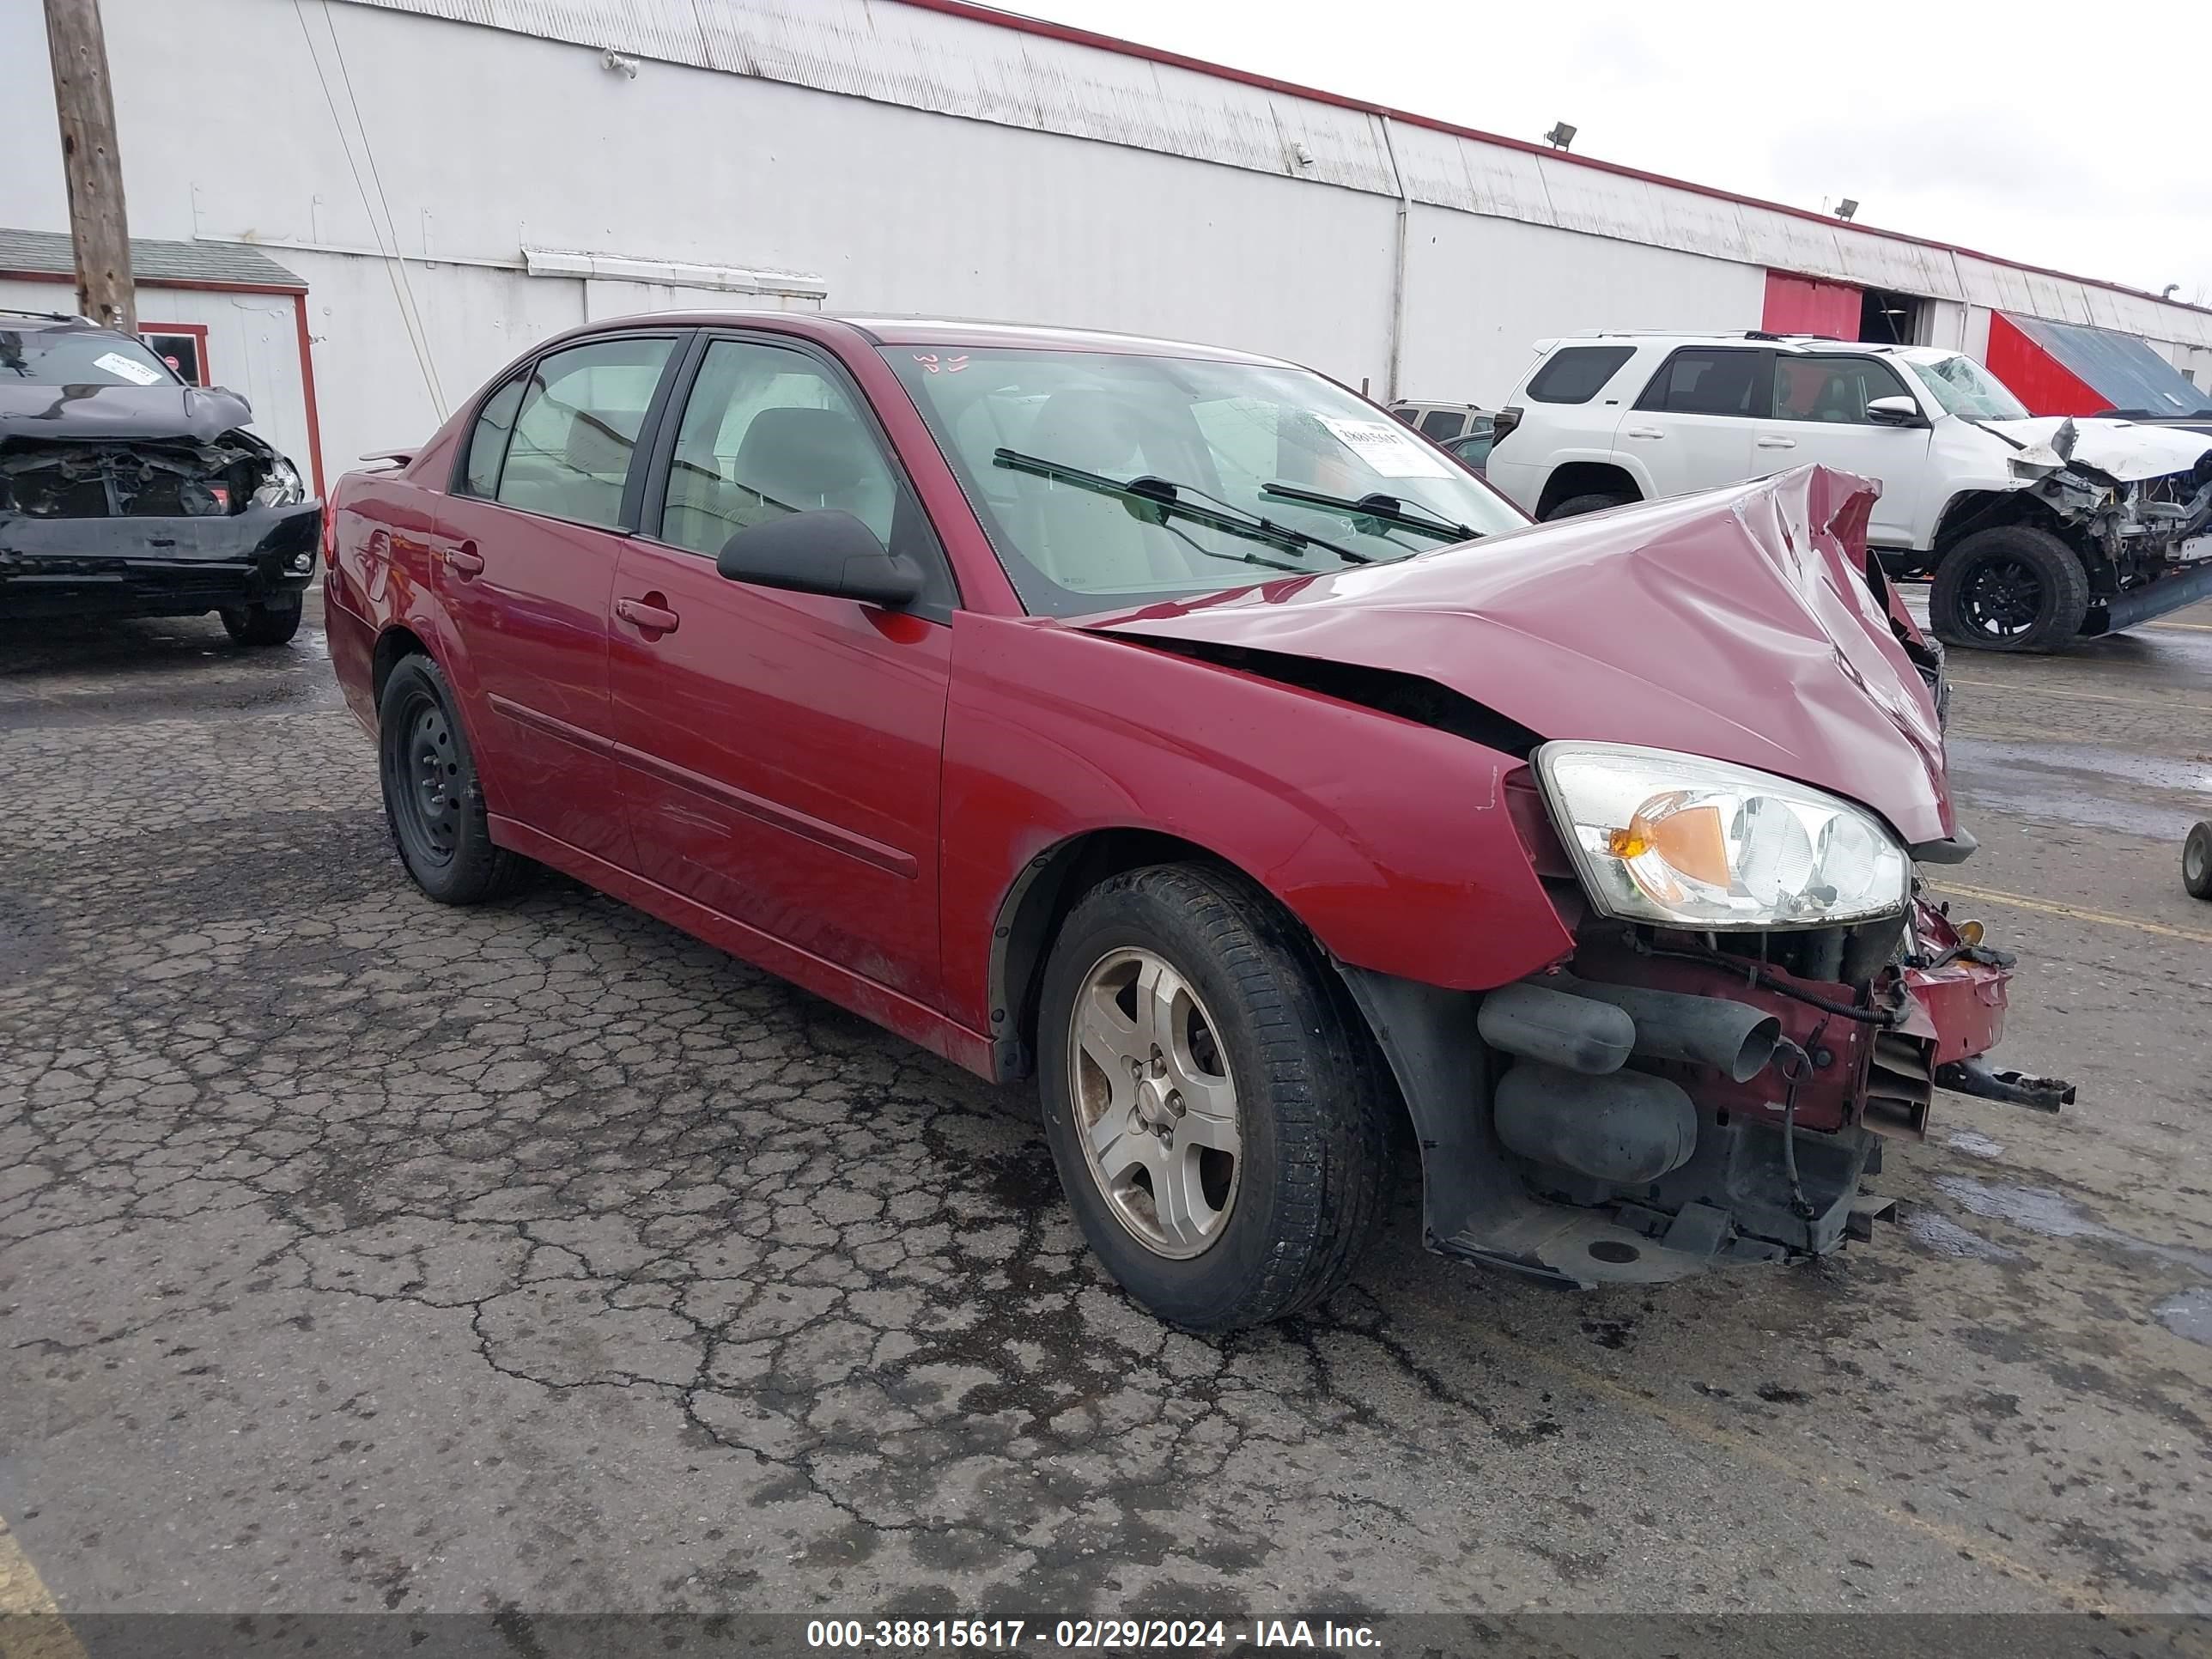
[220,592,304,647]
[376,654,527,905]
[1929,525,2088,652]
[1035,864,1395,1332]
[2185,822,2212,902]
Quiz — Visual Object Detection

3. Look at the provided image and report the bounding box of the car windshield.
[1909,355,2030,422]
[884,346,1524,616]
[0,327,181,387]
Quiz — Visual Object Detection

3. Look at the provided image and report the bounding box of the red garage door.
[1762,271,1861,337]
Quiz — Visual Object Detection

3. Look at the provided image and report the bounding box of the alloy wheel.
[1066,946,1242,1259]
[1960,554,2046,640]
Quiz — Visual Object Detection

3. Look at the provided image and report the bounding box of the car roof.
[1556,330,1953,362]
[567,309,1299,367]
[0,310,108,334]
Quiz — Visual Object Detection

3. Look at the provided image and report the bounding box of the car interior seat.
[727,406,894,543]
[1018,389,1179,593]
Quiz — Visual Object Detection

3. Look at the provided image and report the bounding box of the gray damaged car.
[1,312,321,645]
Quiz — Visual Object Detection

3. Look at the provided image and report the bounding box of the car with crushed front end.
[1483,331,2212,652]
[0,312,320,643]
[322,313,2066,1331]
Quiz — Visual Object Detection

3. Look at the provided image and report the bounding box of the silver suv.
[1484,331,2212,651]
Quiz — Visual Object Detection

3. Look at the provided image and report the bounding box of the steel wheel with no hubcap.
[390,694,464,868]
[1067,946,1241,1259]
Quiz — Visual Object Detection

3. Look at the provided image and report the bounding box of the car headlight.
[251,457,306,507]
[1534,741,1911,930]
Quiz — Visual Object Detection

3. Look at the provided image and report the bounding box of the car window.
[1908,356,2032,422]
[461,374,527,497]
[1770,356,1911,424]
[0,327,179,387]
[884,345,1527,618]
[1389,407,1419,427]
[1449,425,1494,469]
[1527,345,1635,404]
[490,336,675,528]
[1419,408,1465,440]
[656,338,901,557]
[1636,348,1766,417]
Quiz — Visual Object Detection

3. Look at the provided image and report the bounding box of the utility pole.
[43,0,135,331]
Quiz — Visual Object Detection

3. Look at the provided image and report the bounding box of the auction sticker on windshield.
[94,351,166,386]
[1316,414,1453,478]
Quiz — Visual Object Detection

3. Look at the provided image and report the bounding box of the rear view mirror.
[716,510,924,609]
[1865,396,1924,427]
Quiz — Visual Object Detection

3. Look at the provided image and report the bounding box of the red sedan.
[324,313,2063,1330]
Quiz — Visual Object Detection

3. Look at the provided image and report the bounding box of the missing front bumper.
[0,500,322,621]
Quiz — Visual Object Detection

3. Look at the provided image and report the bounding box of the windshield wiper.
[1260,482,1480,543]
[993,448,1372,568]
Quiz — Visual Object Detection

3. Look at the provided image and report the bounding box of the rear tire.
[1034,864,1395,1332]
[1929,525,2088,653]
[1543,491,1633,522]
[377,654,528,905]
[220,592,304,647]
[2185,822,2212,902]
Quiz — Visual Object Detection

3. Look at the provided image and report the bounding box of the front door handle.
[1756,435,1798,450]
[444,541,485,577]
[615,594,680,635]
[1623,427,1665,440]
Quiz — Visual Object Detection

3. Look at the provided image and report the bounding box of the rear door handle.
[615,595,680,635]
[1756,435,1798,450]
[1623,427,1665,440]
[444,541,485,577]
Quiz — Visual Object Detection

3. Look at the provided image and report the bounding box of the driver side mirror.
[716,509,924,609]
[1865,396,1925,428]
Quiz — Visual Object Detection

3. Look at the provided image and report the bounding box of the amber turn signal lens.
[1608,801,1730,889]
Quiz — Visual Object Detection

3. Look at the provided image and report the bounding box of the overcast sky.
[1015,0,2212,305]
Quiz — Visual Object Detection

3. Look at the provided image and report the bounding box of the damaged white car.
[1485,333,2212,651]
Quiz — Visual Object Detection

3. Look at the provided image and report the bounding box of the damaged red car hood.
[1079,465,1954,846]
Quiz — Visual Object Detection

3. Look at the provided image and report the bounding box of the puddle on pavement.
[1932,1175,2212,1296]
[2156,1286,2212,1346]
[1905,1206,2020,1261]
[1942,738,2209,841]
[1945,1128,2006,1159]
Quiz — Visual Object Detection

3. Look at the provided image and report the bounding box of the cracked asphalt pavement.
[2,591,2209,1626]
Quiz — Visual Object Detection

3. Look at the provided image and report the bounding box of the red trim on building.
[0,268,306,297]
[1761,271,1861,338]
[895,0,2212,322]
[1984,312,2106,417]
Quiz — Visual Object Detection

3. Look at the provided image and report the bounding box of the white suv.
[1484,331,2212,651]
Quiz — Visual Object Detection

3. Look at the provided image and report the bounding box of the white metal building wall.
[1400,211,1769,408]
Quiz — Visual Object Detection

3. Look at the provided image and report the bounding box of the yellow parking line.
[1929,880,2212,946]
[2146,620,2212,633]
[0,1515,86,1659]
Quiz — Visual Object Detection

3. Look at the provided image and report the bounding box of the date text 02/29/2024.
[805,1618,1382,1650]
